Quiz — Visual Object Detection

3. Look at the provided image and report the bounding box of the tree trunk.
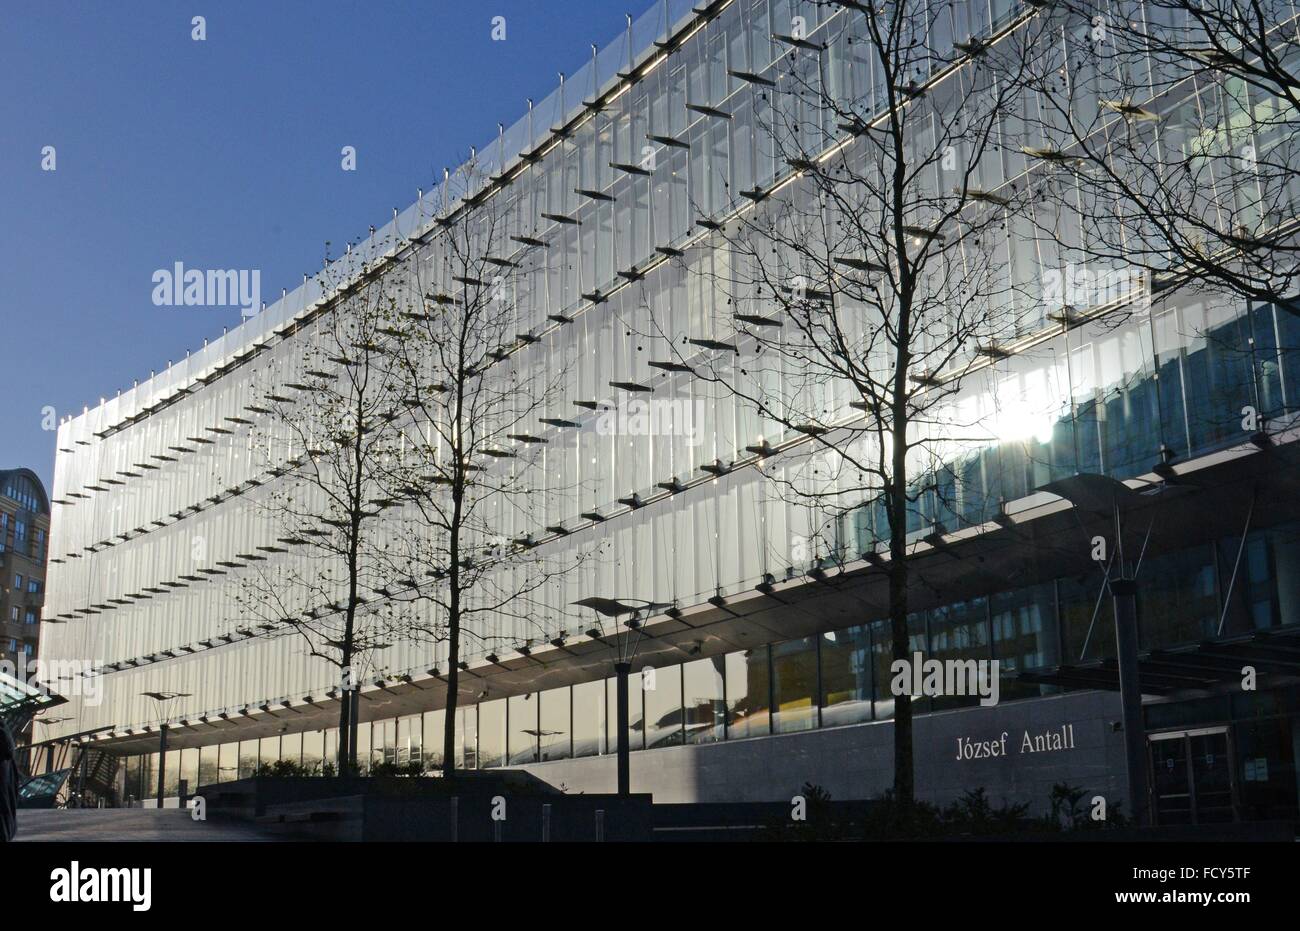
[442,486,465,774]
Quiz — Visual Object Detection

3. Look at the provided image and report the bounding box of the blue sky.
[1,0,650,490]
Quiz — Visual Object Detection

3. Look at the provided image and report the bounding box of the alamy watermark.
[1042,263,1147,312]
[1,657,103,706]
[151,262,261,317]
[890,651,1000,707]
[595,398,706,447]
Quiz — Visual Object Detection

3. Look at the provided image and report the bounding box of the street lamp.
[572,597,672,796]
[1040,473,1193,827]
[141,691,191,806]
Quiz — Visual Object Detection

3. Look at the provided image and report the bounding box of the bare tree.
[1023,0,1300,307]
[643,3,1043,805]
[239,253,412,774]
[383,163,587,773]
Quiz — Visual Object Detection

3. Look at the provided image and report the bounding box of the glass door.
[1148,728,1237,825]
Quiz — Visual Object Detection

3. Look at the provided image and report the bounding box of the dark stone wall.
[522,690,1129,816]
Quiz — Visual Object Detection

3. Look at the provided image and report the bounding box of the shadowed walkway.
[15,809,284,842]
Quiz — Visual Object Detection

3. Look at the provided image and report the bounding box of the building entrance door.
[1148,728,1236,825]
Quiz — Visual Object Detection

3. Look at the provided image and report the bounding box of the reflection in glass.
[236,741,256,780]
[423,710,445,771]
[479,699,506,768]
[355,723,371,775]
[508,693,540,764]
[725,648,769,739]
[871,620,895,720]
[540,687,572,761]
[772,636,818,733]
[606,675,645,753]
[821,625,873,727]
[258,736,280,774]
[280,732,302,769]
[178,748,198,795]
[573,679,606,758]
[928,598,990,711]
[992,583,1060,700]
[198,744,219,787]
[643,664,683,748]
[682,656,725,744]
[302,730,324,775]
[143,752,158,798]
[456,706,477,770]
[397,714,421,768]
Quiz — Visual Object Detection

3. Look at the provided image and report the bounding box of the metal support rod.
[615,661,631,796]
[1216,495,1257,637]
[77,744,88,808]
[156,723,168,806]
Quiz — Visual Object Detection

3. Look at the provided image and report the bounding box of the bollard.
[542,803,552,842]
[595,808,605,842]
[449,796,459,843]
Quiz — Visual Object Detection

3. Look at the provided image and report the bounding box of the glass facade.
[118,517,1300,804]
[35,0,1300,821]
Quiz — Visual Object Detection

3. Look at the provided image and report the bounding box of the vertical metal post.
[348,691,360,773]
[614,662,631,796]
[449,796,459,843]
[156,723,168,806]
[542,803,552,842]
[1111,576,1149,826]
[77,743,88,808]
[595,808,606,842]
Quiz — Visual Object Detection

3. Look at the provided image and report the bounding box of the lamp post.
[572,597,672,796]
[142,691,191,807]
[1040,473,1192,827]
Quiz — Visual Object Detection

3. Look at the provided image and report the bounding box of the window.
[772,636,818,733]
[237,743,257,780]
[682,656,725,744]
[179,748,199,795]
[396,714,421,768]
[507,693,539,764]
[26,579,39,594]
[478,699,506,768]
[606,675,645,753]
[302,730,325,775]
[423,710,446,770]
[539,687,571,761]
[218,743,238,783]
[643,664,683,748]
[455,706,477,770]
[573,679,606,758]
[280,732,302,769]
[821,625,874,727]
[725,648,770,739]
[198,745,219,786]
[355,723,372,774]
[258,736,281,773]
[13,574,22,590]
